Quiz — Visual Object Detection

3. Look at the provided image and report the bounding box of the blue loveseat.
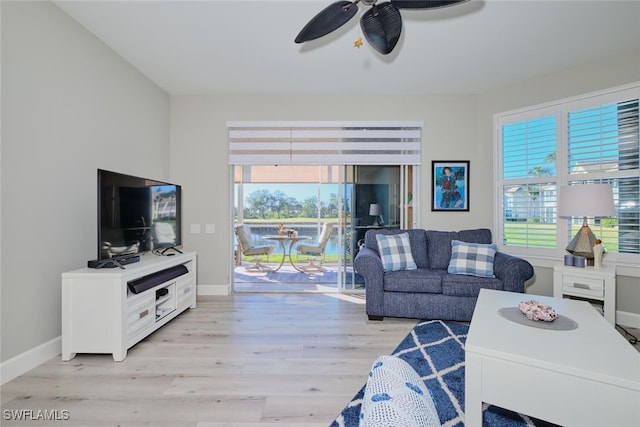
[354,228,534,321]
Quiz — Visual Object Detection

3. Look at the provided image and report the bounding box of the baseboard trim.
[1,336,61,385]
[617,310,640,329]
[197,283,230,296]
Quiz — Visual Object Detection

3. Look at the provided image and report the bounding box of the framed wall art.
[431,161,469,211]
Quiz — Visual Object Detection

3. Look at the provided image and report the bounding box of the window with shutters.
[495,83,640,264]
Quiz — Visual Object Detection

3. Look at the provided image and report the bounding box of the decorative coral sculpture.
[518,300,559,322]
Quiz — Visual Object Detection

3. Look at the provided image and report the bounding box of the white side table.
[553,263,616,326]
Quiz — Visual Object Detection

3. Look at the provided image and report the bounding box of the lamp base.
[566,222,598,261]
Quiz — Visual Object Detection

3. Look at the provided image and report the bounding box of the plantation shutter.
[500,115,558,248]
[567,98,640,254]
[227,121,422,165]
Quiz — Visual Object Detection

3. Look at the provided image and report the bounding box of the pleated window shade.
[227,121,422,165]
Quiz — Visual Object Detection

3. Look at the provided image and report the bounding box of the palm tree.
[526,152,556,222]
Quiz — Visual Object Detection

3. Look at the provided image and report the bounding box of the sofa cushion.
[441,274,503,297]
[457,228,492,245]
[376,233,418,272]
[383,268,444,294]
[425,230,458,269]
[360,355,441,427]
[447,240,497,278]
[426,229,492,269]
[365,229,429,268]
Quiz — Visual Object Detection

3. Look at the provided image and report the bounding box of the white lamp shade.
[369,203,383,216]
[558,184,616,218]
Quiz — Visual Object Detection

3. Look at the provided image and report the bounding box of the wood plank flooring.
[3,293,637,427]
[1,293,416,426]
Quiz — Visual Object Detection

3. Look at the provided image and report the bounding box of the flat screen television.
[97,169,182,261]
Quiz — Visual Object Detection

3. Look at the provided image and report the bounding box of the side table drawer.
[562,274,604,299]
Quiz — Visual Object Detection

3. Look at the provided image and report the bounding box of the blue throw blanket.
[330,320,557,427]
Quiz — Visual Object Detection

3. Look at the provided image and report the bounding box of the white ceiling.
[53,0,640,96]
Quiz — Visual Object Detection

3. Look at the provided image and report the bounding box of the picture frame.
[431,161,469,211]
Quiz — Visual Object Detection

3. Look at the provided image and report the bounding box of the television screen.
[98,169,182,260]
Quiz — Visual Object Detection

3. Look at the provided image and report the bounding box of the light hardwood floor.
[2,293,638,427]
[1,293,416,427]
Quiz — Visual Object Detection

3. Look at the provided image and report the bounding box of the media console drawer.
[127,292,155,339]
[176,276,195,309]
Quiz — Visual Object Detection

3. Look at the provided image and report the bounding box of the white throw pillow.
[359,355,441,427]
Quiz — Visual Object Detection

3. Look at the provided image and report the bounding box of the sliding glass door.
[233,165,343,292]
[233,164,417,293]
[340,165,416,291]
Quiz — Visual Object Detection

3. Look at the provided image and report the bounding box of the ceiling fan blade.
[360,2,402,55]
[391,0,469,10]
[295,1,359,43]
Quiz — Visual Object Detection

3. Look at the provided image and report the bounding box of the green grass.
[503,223,619,252]
[503,223,556,247]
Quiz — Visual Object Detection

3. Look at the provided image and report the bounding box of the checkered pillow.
[375,233,417,272]
[447,240,497,278]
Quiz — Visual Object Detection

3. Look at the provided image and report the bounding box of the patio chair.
[234,224,274,271]
[295,223,333,272]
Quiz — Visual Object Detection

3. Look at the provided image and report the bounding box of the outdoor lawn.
[504,222,619,252]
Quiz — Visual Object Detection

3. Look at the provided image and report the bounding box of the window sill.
[522,254,640,278]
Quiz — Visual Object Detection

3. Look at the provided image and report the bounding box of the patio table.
[263,235,311,272]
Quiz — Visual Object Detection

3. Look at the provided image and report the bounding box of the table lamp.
[558,184,615,262]
[369,203,383,226]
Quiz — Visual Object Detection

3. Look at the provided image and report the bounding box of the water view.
[237,223,345,258]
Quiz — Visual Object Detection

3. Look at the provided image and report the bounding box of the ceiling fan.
[295,0,469,55]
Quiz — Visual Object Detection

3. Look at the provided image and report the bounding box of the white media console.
[62,252,196,361]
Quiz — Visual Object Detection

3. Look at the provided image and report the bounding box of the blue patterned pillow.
[359,355,441,427]
[375,233,417,272]
[447,240,497,278]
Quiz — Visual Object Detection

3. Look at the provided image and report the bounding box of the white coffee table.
[465,289,640,427]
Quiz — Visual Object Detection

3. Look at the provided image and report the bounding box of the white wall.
[1,0,170,375]
[477,48,640,318]
[170,94,481,293]
[171,50,640,322]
